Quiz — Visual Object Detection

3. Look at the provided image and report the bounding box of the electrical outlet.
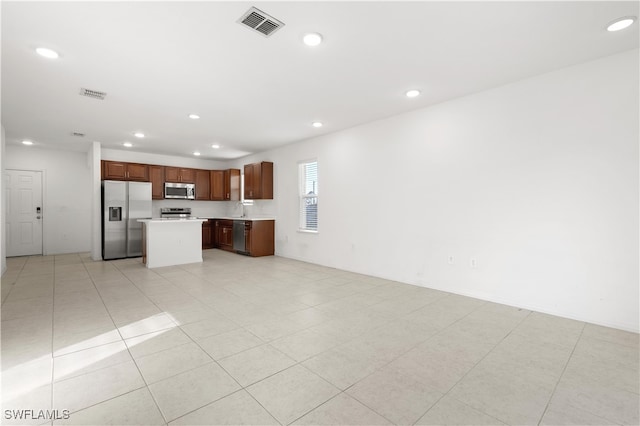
[448,255,454,265]
[470,257,478,268]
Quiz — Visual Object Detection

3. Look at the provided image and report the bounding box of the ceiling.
[2,1,638,160]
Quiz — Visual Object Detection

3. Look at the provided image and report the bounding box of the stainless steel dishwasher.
[233,220,246,253]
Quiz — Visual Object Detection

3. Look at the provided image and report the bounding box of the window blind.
[299,161,318,231]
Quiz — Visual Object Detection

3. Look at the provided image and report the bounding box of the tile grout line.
[345,303,531,426]
[109,259,270,425]
[34,254,354,425]
[184,276,461,424]
[408,307,534,426]
[50,255,57,419]
[0,256,29,307]
[536,322,587,426]
[78,258,168,424]
[265,297,495,426]
[411,308,581,426]
[20,252,635,426]
[108,260,188,426]
[135,261,324,425]
[144,260,351,426]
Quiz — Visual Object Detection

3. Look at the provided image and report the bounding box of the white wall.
[5,145,92,255]
[89,142,102,260]
[1,125,6,274]
[101,148,227,169]
[233,49,639,332]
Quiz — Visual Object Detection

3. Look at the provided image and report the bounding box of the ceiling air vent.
[71,132,85,137]
[79,88,107,100]
[237,7,284,37]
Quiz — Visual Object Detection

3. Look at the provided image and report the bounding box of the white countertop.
[198,216,276,221]
[138,218,207,223]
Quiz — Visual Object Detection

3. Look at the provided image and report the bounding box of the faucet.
[238,201,245,218]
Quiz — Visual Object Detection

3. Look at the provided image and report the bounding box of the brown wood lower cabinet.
[202,220,213,249]
[243,220,274,257]
[212,219,274,256]
[213,220,234,251]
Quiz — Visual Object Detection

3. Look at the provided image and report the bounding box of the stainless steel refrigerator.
[102,180,152,260]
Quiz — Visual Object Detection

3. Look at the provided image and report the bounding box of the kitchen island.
[138,218,207,268]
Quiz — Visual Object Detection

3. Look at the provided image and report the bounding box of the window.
[299,160,318,231]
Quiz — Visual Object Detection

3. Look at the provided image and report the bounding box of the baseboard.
[275,251,639,334]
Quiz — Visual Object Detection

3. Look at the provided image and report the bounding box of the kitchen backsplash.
[151,199,276,218]
[151,200,227,218]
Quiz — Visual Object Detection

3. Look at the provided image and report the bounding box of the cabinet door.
[195,170,210,200]
[102,161,127,180]
[246,220,274,256]
[244,222,252,255]
[259,162,273,199]
[149,166,165,200]
[213,220,220,247]
[165,167,179,182]
[126,163,149,181]
[202,220,212,249]
[244,164,255,199]
[220,225,233,249]
[210,170,225,201]
[180,168,195,183]
[244,162,273,199]
[227,169,240,201]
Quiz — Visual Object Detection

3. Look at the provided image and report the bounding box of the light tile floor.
[1,250,638,426]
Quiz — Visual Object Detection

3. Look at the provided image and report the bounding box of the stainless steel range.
[160,207,192,219]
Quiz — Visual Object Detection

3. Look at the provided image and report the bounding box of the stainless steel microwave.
[164,182,195,199]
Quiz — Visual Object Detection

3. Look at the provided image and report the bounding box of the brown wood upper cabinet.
[211,169,241,201]
[102,161,149,181]
[244,162,273,200]
[195,169,210,200]
[165,167,195,183]
[149,165,165,200]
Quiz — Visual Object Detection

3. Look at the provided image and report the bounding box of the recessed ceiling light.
[211,144,221,149]
[123,142,133,148]
[188,114,200,120]
[22,140,34,145]
[312,121,323,128]
[303,33,323,47]
[406,89,421,98]
[134,132,145,138]
[35,47,59,59]
[607,16,636,32]
[193,151,201,156]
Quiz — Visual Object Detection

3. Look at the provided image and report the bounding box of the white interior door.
[6,169,43,256]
